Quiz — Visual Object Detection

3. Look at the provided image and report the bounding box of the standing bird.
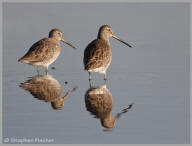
[18,29,76,74]
[84,25,132,80]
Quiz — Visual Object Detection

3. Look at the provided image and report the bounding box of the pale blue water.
[3,3,190,144]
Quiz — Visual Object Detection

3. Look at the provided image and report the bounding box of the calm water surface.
[3,3,190,144]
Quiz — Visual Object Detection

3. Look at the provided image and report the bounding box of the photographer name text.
[4,137,54,144]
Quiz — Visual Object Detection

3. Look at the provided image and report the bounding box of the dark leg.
[89,72,92,80]
[104,78,107,85]
[104,74,107,80]
[89,79,92,88]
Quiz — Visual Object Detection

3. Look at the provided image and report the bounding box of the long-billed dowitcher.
[20,74,77,110]
[84,25,132,80]
[18,29,76,74]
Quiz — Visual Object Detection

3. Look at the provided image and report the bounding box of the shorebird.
[18,29,76,74]
[20,74,77,110]
[83,25,132,80]
[85,81,134,129]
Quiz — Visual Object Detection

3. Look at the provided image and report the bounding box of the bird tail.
[18,58,22,62]
[18,56,28,62]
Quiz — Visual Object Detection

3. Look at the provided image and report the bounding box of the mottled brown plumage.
[20,74,76,110]
[84,39,111,72]
[84,25,132,80]
[18,29,76,74]
[19,38,60,65]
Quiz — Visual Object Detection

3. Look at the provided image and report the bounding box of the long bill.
[112,35,132,48]
[61,38,76,49]
[62,86,78,99]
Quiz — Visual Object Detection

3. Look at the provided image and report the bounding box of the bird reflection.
[85,81,134,130]
[20,74,77,110]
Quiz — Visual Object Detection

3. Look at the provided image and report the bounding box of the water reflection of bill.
[20,74,77,110]
[85,81,134,131]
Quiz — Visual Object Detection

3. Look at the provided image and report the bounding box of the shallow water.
[3,3,190,144]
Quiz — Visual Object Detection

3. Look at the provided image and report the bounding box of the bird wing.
[19,38,58,63]
[84,39,110,70]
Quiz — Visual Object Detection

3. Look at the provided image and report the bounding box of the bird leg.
[89,79,93,88]
[37,66,40,76]
[45,66,48,75]
[104,74,107,81]
[104,78,107,85]
[89,72,92,80]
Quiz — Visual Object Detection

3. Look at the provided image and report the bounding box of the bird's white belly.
[89,56,112,74]
[91,66,107,74]
[37,50,60,67]
[44,53,60,67]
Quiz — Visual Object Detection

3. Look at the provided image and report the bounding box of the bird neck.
[97,30,110,44]
[98,35,110,46]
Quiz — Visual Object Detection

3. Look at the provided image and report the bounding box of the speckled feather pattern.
[83,25,131,78]
[84,39,112,73]
[19,38,61,66]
